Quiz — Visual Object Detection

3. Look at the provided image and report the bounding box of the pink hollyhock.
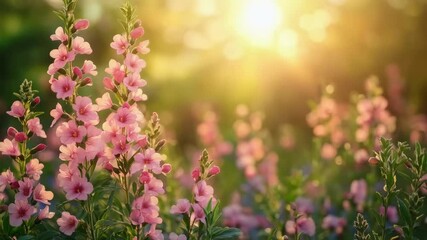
[50,103,63,127]
[27,117,47,138]
[7,101,25,118]
[130,148,163,174]
[56,120,87,144]
[170,199,191,214]
[74,19,89,31]
[192,203,206,224]
[16,178,33,200]
[169,233,187,240]
[95,93,113,111]
[105,59,125,83]
[113,105,137,128]
[193,180,214,208]
[110,34,129,55]
[72,36,92,55]
[124,53,146,73]
[0,169,15,192]
[50,44,76,69]
[137,40,150,54]
[26,158,44,180]
[57,211,78,236]
[50,27,68,42]
[50,75,76,100]
[38,206,55,220]
[82,60,97,76]
[144,177,165,196]
[123,72,146,92]
[33,184,54,205]
[8,200,36,227]
[63,175,93,200]
[0,139,21,156]
[73,96,99,124]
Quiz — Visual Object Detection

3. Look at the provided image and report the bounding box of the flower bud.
[7,127,18,138]
[74,19,89,31]
[103,77,115,90]
[161,164,172,174]
[130,27,144,39]
[30,144,47,154]
[139,171,151,184]
[207,165,220,177]
[14,132,28,143]
[31,96,41,107]
[151,112,159,124]
[155,139,166,152]
[192,167,201,182]
[73,67,82,79]
[137,136,148,148]
[81,77,93,87]
[368,157,379,165]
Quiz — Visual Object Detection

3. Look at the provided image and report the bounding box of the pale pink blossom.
[169,233,186,240]
[124,53,146,73]
[26,158,44,180]
[137,40,150,54]
[16,178,33,200]
[85,135,105,161]
[56,120,87,144]
[322,215,347,234]
[0,139,21,156]
[81,60,97,76]
[193,180,214,207]
[50,27,68,42]
[130,26,144,39]
[50,44,76,69]
[7,101,25,118]
[192,203,206,224]
[129,88,148,102]
[95,93,113,111]
[123,72,146,92]
[57,164,79,188]
[144,177,165,196]
[130,148,163,174]
[50,75,76,99]
[47,63,59,75]
[103,77,115,90]
[113,105,137,128]
[111,134,130,155]
[57,211,78,236]
[350,179,367,210]
[74,19,89,31]
[63,175,93,200]
[0,169,15,192]
[72,36,92,55]
[170,199,191,214]
[27,117,47,138]
[33,184,54,205]
[105,59,125,83]
[110,34,129,55]
[8,200,35,226]
[130,209,144,225]
[73,96,99,124]
[38,206,55,220]
[147,226,164,240]
[50,103,63,127]
[286,216,316,237]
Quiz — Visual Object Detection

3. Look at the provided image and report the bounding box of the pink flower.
[124,53,146,73]
[0,139,21,156]
[57,211,78,236]
[63,175,93,200]
[169,233,187,240]
[95,93,113,111]
[193,180,214,208]
[207,165,220,177]
[130,148,163,174]
[379,206,399,223]
[130,26,144,39]
[110,34,129,55]
[161,164,172,174]
[38,206,55,220]
[7,101,25,118]
[286,216,316,237]
[320,143,336,160]
[295,197,314,215]
[82,60,97,76]
[113,104,137,128]
[73,96,99,124]
[192,203,206,224]
[137,40,150,54]
[50,103,63,127]
[72,36,92,55]
[50,75,76,99]
[123,72,146,92]
[33,184,54,205]
[74,19,89,31]
[16,178,33,200]
[350,179,367,209]
[111,134,130,155]
[57,164,79,188]
[170,199,191,214]
[26,158,44,180]
[50,27,68,42]
[50,44,76,69]
[322,215,347,234]
[56,120,87,144]
[105,59,125,83]
[0,169,15,192]
[144,177,165,196]
[130,209,144,225]
[27,117,47,138]
[129,88,148,102]
[8,200,36,226]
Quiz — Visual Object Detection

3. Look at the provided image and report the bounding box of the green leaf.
[397,198,412,227]
[212,227,241,239]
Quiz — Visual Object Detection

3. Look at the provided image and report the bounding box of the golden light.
[277,29,299,59]
[235,0,283,47]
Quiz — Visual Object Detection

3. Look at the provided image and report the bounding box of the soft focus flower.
[124,53,146,73]
[350,179,367,210]
[286,216,316,237]
[8,200,35,227]
[322,215,347,234]
[50,103,63,127]
[57,211,78,236]
[7,101,25,118]
[0,139,21,156]
[130,27,144,39]
[74,19,89,31]
[170,199,191,214]
[0,169,15,192]
[192,203,206,224]
[50,27,68,42]
[26,158,44,180]
[193,180,214,208]
[169,233,187,240]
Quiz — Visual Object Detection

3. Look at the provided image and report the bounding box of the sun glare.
[236,0,282,47]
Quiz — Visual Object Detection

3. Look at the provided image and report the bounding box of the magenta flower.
[113,104,137,128]
[50,103,63,127]
[170,199,191,214]
[74,19,89,31]
[0,139,21,156]
[56,120,87,144]
[130,148,163,174]
[7,101,25,118]
[124,53,146,73]
[110,34,129,55]
[50,44,76,69]
[286,216,316,237]
[193,180,214,208]
[50,27,68,42]
[27,117,47,138]
[123,72,146,92]
[8,200,36,227]
[26,158,44,180]
[38,206,55,220]
[57,211,78,236]
[73,96,99,124]
[50,75,76,100]
[72,36,92,55]
[63,175,93,200]
[33,183,54,205]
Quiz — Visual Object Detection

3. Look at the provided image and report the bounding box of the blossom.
[57,211,78,236]
[286,216,316,237]
[110,34,129,55]
[38,206,55,220]
[74,19,89,31]
[50,27,68,42]
[137,40,150,54]
[73,96,99,124]
[82,60,97,76]
[8,200,35,227]
[7,101,25,118]
[130,148,163,174]
[57,164,79,188]
[130,209,144,225]
[123,72,147,92]
[0,169,15,192]
[26,158,44,180]
[95,93,113,111]
[169,233,187,240]
[63,175,93,200]
[193,180,214,208]
[350,179,367,209]
[50,44,76,69]
[124,53,146,73]
[72,36,92,55]
[130,26,144,39]
[113,104,137,128]
[50,103,63,127]
[56,120,87,144]
[144,177,165,196]
[322,215,347,234]
[192,203,206,224]
[170,199,191,214]
[33,184,54,205]
[27,117,47,138]
[0,139,20,156]
[16,178,33,200]
[105,59,125,83]
[50,75,76,100]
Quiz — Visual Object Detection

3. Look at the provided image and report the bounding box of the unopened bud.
[151,112,159,124]
[30,144,47,154]
[73,67,82,79]
[14,132,28,143]
[155,139,166,152]
[31,96,41,107]
[7,127,18,138]
[207,165,220,177]
[74,19,89,31]
[368,157,379,165]
[137,136,148,148]
[104,162,113,172]
[192,167,201,182]
[81,77,93,87]
[161,164,172,174]
[103,77,115,91]
[139,171,151,184]
[130,27,144,39]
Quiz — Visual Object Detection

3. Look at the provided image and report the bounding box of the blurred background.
[1,0,427,151]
